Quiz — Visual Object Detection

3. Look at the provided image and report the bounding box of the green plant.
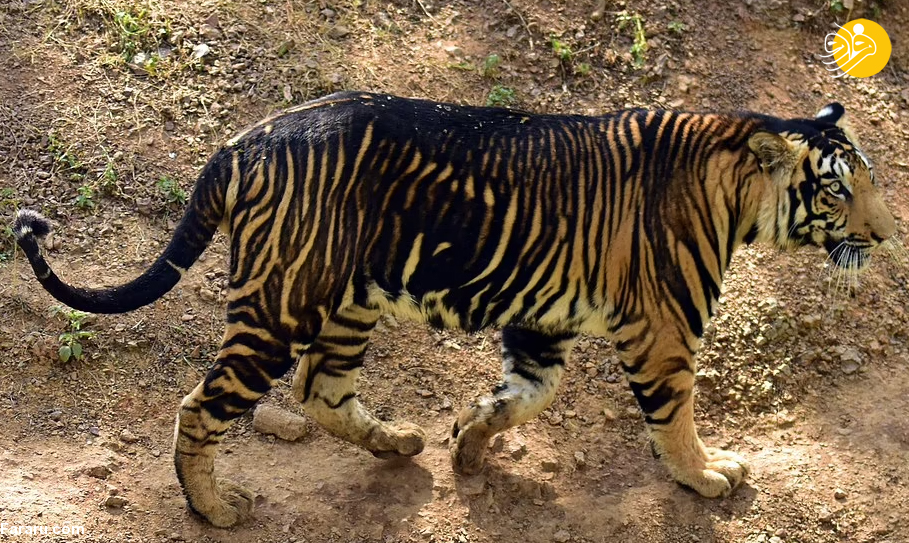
[158,175,187,205]
[615,11,648,68]
[486,85,516,107]
[668,21,687,35]
[52,307,96,363]
[574,62,592,76]
[550,37,573,62]
[482,54,502,78]
[98,160,119,195]
[48,133,86,181]
[75,185,95,209]
[829,0,846,14]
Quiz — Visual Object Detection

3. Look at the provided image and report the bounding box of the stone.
[554,529,571,542]
[252,405,309,442]
[328,25,350,39]
[119,429,139,444]
[191,43,211,60]
[85,465,112,479]
[104,495,128,508]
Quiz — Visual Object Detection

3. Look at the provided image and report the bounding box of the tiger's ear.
[816,102,860,145]
[748,131,800,177]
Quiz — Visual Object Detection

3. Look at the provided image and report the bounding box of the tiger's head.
[748,102,896,270]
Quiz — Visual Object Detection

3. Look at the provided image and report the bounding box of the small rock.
[792,13,805,22]
[22,471,34,480]
[327,25,350,39]
[574,451,586,467]
[252,404,309,442]
[49,410,62,422]
[769,537,783,543]
[553,529,571,543]
[460,474,486,496]
[508,440,528,460]
[85,465,112,480]
[834,488,847,500]
[590,0,607,21]
[164,120,175,132]
[119,429,139,444]
[841,360,860,375]
[321,8,336,18]
[602,408,617,421]
[541,458,561,473]
[104,495,128,508]
[199,23,221,40]
[442,44,464,58]
[417,389,434,398]
[180,313,195,322]
[191,43,211,60]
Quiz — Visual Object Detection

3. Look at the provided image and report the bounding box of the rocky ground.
[1,0,908,542]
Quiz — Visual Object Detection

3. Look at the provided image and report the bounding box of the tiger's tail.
[13,147,234,314]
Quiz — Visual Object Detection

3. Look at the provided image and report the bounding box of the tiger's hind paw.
[189,478,255,528]
[368,421,426,458]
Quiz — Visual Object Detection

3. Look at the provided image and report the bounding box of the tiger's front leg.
[620,331,750,497]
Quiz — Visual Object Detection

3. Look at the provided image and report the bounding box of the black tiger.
[13,92,896,527]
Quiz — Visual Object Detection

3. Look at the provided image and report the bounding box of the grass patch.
[486,85,516,108]
[158,175,188,206]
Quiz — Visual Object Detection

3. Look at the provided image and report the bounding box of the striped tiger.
[13,92,895,527]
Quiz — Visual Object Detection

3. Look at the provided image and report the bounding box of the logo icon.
[821,19,891,78]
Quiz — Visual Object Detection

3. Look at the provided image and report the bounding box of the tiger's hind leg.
[174,311,304,528]
[619,331,750,497]
[292,303,426,457]
[450,327,576,475]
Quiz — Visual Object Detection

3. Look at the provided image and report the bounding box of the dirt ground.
[1,0,908,542]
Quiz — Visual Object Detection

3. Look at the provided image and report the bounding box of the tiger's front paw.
[673,448,750,498]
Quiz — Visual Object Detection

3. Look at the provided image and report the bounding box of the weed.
[615,11,648,68]
[158,175,187,205]
[447,60,475,71]
[486,85,516,107]
[668,21,687,35]
[829,0,846,14]
[75,185,96,209]
[482,54,502,78]
[574,62,592,77]
[550,37,573,62]
[48,133,86,181]
[51,306,96,363]
[98,160,119,195]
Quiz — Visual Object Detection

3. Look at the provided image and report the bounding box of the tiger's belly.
[365,281,613,338]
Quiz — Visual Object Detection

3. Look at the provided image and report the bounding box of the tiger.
[13,91,896,528]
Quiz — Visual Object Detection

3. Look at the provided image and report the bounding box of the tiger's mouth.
[824,239,872,270]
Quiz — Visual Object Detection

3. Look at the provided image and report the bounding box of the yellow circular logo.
[822,19,891,78]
